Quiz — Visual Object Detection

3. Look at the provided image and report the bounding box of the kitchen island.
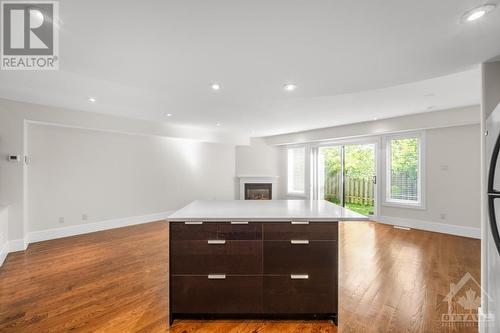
[167,200,367,325]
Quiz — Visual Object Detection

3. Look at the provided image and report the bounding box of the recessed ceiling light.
[216,122,222,127]
[283,83,297,91]
[88,97,96,103]
[211,83,221,91]
[373,117,378,121]
[467,10,487,21]
[164,113,173,117]
[462,4,496,22]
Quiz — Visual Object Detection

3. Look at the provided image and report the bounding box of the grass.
[324,195,373,216]
[345,202,373,216]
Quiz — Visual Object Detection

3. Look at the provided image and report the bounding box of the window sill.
[382,200,426,210]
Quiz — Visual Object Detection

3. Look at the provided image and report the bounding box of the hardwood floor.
[0,221,480,333]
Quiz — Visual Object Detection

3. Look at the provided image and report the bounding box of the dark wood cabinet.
[171,240,262,274]
[263,222,338,240]
[263,274,337,314]
[263,240,336,275]
[171,275,263,314]
[170,222,218,240]
[217,223,262,240]
[169,221,338,324]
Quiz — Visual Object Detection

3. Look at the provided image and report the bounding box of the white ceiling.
[0,0,499,137]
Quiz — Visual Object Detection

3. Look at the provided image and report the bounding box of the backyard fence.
[324,173,374,206]
[324,172,417,205]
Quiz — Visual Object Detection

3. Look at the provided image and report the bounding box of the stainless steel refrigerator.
[486,101,500,332]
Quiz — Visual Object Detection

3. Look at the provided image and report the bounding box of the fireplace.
[238,176,278,200]
[244,183,272,200]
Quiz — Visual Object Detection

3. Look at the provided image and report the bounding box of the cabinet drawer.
[217,222,262,240]
[170,222,218,240]
[171,240,262,274]
[263,241,336,275]
[171,275,262,314]
[263,222,338,240]
[263,275,337,314]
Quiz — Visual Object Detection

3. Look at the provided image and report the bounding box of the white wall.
[27,123,235,232]
[235,138,280,176]
[0,98,241,258]
[264,105,479,145]
[234,138,281,199]
[379,125,480,233]
[0,206,8,265]
[0,106,26,243]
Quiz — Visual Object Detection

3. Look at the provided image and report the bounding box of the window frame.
[286,145,308,197]
[383,131,426,209]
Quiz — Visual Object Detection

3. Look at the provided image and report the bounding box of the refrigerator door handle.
[488,196,500,257]
[487,130,500,256]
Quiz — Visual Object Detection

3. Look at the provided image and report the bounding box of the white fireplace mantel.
[236,176,279,200]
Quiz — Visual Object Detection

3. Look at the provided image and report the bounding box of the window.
[385,133,424,207]
[287,147,306,194]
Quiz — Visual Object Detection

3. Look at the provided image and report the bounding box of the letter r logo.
[2,2,55,55]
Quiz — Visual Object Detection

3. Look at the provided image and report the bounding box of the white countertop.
[168,200,368,222]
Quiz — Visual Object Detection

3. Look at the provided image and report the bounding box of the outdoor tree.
[390,138,418,179]
[323,145,375,179]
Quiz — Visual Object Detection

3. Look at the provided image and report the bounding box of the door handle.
[208,274,226,279]
[290,274,309,280]
[488,196,500,257]
[291,221,309,225]
[290,240,309,245]
[184,221,203,225]
[231,221,249,224]
[207,240,226,245]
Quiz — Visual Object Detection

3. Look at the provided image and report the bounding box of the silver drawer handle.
[291,240,309,245]
[208,274,226,279]
[207,239,226,245]
[184,221,203,225]
[291,274,309,280]
[291,221,309,225]
[231,221,249,224]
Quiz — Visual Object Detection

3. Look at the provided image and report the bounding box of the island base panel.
[168,221,339,325]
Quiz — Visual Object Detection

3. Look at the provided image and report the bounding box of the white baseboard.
[27,211,174,244]
[9,238,28,252]
[0,241,8,266]
[372,215,480,239]
[0,238,27,267]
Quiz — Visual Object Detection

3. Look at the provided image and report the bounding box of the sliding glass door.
[317,143,377,216]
